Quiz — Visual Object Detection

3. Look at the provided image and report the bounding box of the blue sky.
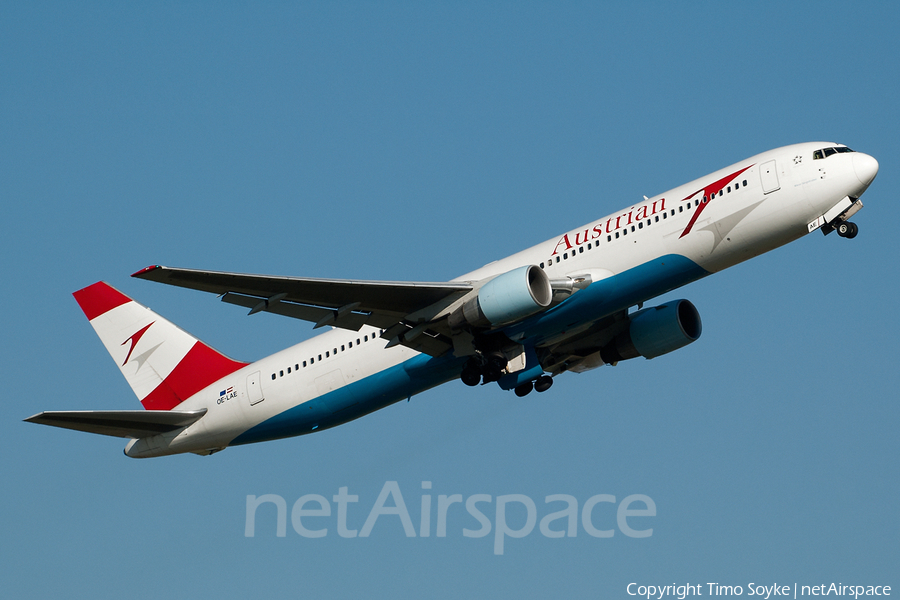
[2,2,898,597]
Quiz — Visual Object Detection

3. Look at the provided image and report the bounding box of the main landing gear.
[836,221,859,239]
[512,376,553,397]
[460,353,507,386]
[460,356,554,396]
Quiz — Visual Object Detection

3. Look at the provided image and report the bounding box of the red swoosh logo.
[121,322,154,366]
[680,164,754,238]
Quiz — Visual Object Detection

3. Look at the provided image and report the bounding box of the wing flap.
[221,292,396,331]
[25,409,208,439]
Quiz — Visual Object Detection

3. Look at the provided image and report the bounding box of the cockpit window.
[813,146,855,160]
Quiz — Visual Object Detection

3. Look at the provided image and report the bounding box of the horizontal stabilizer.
[25,408,207,439]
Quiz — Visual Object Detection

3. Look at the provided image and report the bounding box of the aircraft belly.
[228,353,465,446]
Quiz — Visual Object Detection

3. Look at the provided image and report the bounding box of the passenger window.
[318,354,322,360]
[655,216,659,222]
[272,373,276,380]
[638,222,643,229]
[615,231,620,239]
[607,235,612,241]
[303,361,307,367]
[287,367,291,374]
[563,252,568,259]
[540,262,544,268]
[743,180,747,186]
[679,206,683,213]
[279,370,284,377]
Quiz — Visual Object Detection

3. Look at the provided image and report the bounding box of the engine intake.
[600,299,702,363]
[449,265,552,329]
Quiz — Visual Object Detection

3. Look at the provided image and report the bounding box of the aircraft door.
[247,371,265,406]
[760,160,780,194]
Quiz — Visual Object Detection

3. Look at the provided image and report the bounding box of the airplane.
[26,142,878,458]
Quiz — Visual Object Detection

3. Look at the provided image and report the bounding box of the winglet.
[131,265,162,278]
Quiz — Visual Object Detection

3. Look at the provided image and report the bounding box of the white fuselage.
[126,142,877,457]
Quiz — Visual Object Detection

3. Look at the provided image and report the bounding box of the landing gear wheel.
[514,382,533,397]
[533,375,553,393]
[482,364,503,384]
[837,221,858,239]
[461,367,481,387]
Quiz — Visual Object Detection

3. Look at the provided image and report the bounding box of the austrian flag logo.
[218,386,237,403]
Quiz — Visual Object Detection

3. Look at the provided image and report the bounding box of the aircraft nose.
[852,152,879,186]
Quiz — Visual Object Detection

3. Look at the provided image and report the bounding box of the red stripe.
[73,282,132,321]
[141,342,249,410]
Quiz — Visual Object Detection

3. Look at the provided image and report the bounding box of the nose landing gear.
[836,221,858,239]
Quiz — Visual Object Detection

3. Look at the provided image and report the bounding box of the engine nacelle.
[449,265,552,329]
[600,299,702,363]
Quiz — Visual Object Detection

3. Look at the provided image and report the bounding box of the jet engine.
[449,265,552,330]
[600,299,702,363]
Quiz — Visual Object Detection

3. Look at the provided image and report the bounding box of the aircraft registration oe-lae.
[27,142,878,458]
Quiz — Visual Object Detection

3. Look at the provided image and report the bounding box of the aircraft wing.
[132,265,474,356]
[25,409,208,439]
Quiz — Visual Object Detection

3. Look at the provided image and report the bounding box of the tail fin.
[73,282,248,410]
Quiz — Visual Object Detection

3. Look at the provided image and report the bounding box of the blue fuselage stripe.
[230,254,709,446]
